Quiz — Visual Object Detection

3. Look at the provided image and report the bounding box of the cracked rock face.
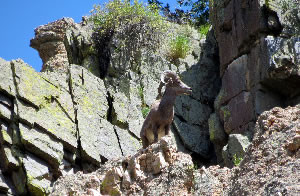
[0,59,142,195]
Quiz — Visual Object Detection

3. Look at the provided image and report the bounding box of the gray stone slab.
[115,126,141,157]
[80,119,122,164]
[0,124,12,146]
[23,154,50,179]
[221,92,255,134]
[70,65,121,163]
[16,99,77,152]
[0,145,19,171]
[23,153,52,195]
[221,55,248,104]
[19,123,64,169]
[173,116,211,158]
[13,60,75,121]
[0,58,16,96]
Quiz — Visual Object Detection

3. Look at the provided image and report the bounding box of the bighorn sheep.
[140,71,192,148]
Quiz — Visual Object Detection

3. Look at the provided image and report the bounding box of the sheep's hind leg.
[141,136,149,148]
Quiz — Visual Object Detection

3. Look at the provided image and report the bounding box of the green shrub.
[90,0,166,54]
[167,35,191,62]
[138,85,150,118]
[198,23,210,37]
[232,154,243,166]
[278,0,300,35]
[141,106,150,118]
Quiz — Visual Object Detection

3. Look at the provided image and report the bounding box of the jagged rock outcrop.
[209,0,300,165]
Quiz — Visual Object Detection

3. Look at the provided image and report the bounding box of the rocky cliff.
[0,0,299,195]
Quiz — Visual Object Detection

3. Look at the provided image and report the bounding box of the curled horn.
[160,70,177,83]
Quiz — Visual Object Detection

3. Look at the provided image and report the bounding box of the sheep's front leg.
[153,123,159,144]
[165,124,171,135]
[141,135,149,149]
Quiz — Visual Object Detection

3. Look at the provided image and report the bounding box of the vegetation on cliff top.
[91,0,166,53]
[90,0,208,68]
[90,0,168,77]
[166,32,191,63]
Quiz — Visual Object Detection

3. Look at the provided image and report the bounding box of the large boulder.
[222,134,251,167]
[19,123,64,169]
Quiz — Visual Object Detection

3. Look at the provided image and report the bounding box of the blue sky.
[0,0,179,71]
